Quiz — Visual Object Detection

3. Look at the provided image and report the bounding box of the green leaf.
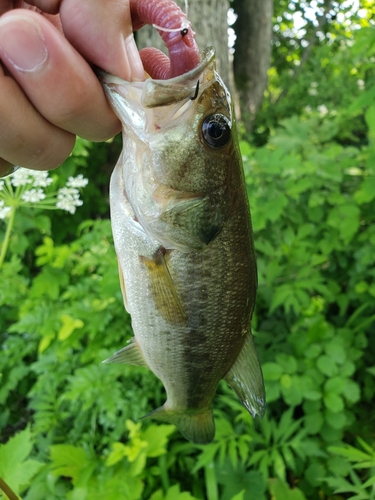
[0,427,43,495]
[268,478,307,500]
[325,410,347,430]
[324,392,344,413]
[328,444,372,463]
[348,85,375,114]
[262,362,283,381]
[58,314,84,341]
[317,355,338,377]
[105,442,128,467]
[342,381,360,404]
[365,104,375,136]
[50,445,88,481]
[142,424,175,458]
[275,354,298,374]
[325,342,346,365]
[152,484,198,500]
[305,462,326,487]
[354,176,375,204]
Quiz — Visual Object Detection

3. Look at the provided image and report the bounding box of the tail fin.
[142,405,215,444]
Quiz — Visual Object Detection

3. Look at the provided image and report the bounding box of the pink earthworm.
[129,0,200,79]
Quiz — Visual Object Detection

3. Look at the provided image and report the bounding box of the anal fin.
[102,339,149,368]
[225,334,266,418]
[142,404,215,444]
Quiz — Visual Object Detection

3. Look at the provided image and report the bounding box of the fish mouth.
[96,47,216,108]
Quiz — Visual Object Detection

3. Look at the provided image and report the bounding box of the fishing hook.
[191,80,200,101]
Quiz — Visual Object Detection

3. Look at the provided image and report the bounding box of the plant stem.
[0,476,19,500]
[0,205,16,269]
[158,454,170,493]
[205,462,218,500]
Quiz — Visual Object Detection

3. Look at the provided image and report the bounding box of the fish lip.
[95,46,215,85]
[95,47,216,108]
[146,46,215,85]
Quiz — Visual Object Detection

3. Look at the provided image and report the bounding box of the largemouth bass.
[100,47,265,444]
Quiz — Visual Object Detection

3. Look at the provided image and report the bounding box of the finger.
[23,0,62,14]
[58,0,144,80]
[0,70,75,169]
[0,159,15,177]
[0,10,122,141]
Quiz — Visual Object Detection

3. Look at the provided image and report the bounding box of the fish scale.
[99,48,265,444]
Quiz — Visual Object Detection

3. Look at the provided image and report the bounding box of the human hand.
[0,0,144,176]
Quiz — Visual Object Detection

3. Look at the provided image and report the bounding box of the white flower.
[357,79,365,90]
[56,187,83,214]
[66,174,89,188]
[317,105,328,117]
[31,170,53,187]
[21,188,46,203]
[10,168,33,187]
[308,81,319,96]
[0,200,11,219]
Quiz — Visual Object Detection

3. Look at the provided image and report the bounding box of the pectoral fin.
[141,249,187,325]
[102,339,149,368]
[225,334,266,418]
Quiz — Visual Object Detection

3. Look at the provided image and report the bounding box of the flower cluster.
[0,167,88,219]
[0,200,11,219]
[10,168,53,188]
[56,187,84,214]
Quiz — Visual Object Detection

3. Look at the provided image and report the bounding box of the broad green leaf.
[317,355,338,377]
[324,392,344,413]
[354,176,375,204]
[348,85,375,114]
[0,427,43,495]
[105,442,128,467]
[262,362,283,381]
[342,381,360,404]
[325,342,346,365]
[50,445,88,480]
[142,424,175,458]
[325,410,347,430]
[268,478,307,500]
[58,314,84,341]
[305,462,326,487]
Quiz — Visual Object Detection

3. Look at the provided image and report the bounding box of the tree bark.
[134,0,231,89]
[233,0,273,131]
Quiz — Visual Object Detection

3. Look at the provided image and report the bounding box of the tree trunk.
[233,0,273,132]
[134,0,231,89]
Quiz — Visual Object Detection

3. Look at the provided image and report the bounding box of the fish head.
[98,48,243,251]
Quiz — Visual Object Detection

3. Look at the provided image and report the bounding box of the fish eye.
[202,114,231,149]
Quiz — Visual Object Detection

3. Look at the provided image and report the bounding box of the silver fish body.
[101,48,265,444]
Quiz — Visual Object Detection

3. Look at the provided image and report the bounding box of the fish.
[98,1,265,443]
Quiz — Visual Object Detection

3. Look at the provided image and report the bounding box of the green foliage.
[1,9,375,500]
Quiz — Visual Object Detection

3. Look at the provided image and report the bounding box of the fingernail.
[0,16,48,72]
[125,35,145,81]
[0,164,19,178]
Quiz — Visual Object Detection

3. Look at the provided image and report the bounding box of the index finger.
[27,0,144,80]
